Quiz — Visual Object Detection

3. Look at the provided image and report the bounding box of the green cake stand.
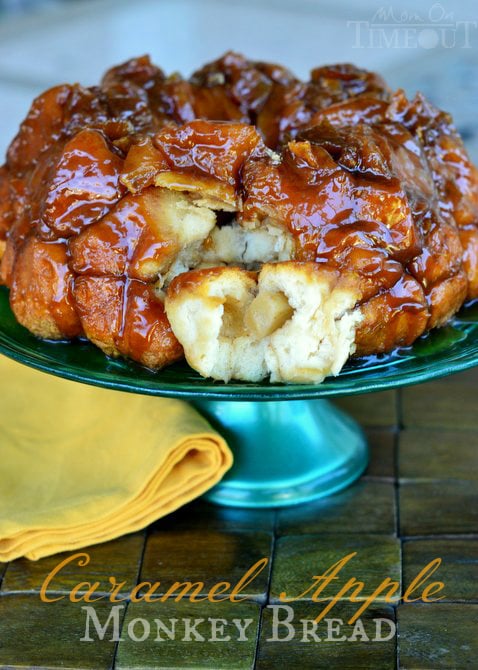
[1,285,477,508]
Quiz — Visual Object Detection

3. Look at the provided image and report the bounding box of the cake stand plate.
[1,285,478,507]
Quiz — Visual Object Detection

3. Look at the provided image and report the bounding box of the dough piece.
[165,263,362,383]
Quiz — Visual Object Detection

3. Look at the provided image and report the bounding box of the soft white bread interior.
[165,262,363,383]
[164,267,268,382]
[201,221,294,267]
[161,217,293,287]
[257,263,363,382]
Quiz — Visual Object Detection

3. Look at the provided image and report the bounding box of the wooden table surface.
[0,368,477,669]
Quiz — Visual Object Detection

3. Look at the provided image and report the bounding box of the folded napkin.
[0,356,232,561]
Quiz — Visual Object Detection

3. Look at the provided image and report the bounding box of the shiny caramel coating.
[1,211,31,287]
[0,166,14,244]
[70,189,173,280]
[0,53,477,375]
[9,236,82,339]
[38,129,126,240]
[241,128,420,307]
[70,187,216,282]
[386,90,478,298]
[294,98,473,330]
[151,120,264,209]
[190,51,298,146]
[459,226,478,297]
[6,84,109,175]
[355,273,429,355]
[74,276,182,368]
[101,55,168,133]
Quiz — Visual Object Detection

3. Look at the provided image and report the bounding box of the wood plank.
[140,529,273,603]
[398,603,478,669]
[277,481,397,536]
[269,534,401,604]
[0,594,119,669]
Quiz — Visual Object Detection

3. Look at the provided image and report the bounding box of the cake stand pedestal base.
[193,398,368,508]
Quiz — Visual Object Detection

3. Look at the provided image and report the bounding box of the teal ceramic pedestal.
[193,399,367,507]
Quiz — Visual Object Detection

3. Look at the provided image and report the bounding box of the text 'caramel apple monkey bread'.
[1,53,477,383]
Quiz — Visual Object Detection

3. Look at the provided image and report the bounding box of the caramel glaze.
[0,69,183,362]
[151,120,263,188]
[240,127,434,354]
[70,187,177,281]
[0,166,14,244]
[74,275,182,368]
[0,52,477,367]
[38,129,126,240]
[9,236,82,339]
[386,90,478,299]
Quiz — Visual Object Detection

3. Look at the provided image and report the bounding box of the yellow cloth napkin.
[0,356,232,561]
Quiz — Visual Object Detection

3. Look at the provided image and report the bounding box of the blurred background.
[0,0,477,158]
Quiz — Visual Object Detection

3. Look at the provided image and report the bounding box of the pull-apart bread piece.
[165,264,362,383]
[1,53,477,383]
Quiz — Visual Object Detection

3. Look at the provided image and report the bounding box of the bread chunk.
[74,276,182,368]
[165,263,362,383]
[10,236,82,339]
[71,188,216,281]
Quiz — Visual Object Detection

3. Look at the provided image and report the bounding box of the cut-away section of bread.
[162,216,294,288]
[152,185,295,287]
[70,185,294,287]
[165,262,363,383]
